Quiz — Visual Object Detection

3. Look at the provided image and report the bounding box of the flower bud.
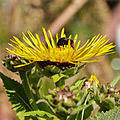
[3,54,33,72]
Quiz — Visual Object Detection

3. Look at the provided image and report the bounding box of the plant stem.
[81,94,90,120]
[19,71,38,110]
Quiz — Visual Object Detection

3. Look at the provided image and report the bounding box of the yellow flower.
[89,75,99,84]
[7,28,115,68]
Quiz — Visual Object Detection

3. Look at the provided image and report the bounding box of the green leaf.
[27,68,42,99]
[71,100,94,115]
[36,99,55,114]
[99,85,107,94]
[77,88,88,106]
[77,105,93,120]
[17,110,60,120]
[83,104,94,119]
[17,114,38,120]
[111,73,120,87]
[93,82,101,104]
[67,114,77,120]
[90,106,120,120]
[19,71,38,110]
[70,77,86,91]
[27,67,42,89]
[52,74,67,83]
[39,77,56,97]
[100,98,116,111]
[0,72,32,113]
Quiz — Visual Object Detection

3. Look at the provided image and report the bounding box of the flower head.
[81,75,99,89]
[7,28,115,68]
[89,74,99,84]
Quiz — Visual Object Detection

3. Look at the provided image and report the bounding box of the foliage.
[0,62,120,120]
[90,106,120,120]
[0,72,32,113]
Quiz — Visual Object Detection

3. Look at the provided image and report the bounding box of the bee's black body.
[57,37,74,48]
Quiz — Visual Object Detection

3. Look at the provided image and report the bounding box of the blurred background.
[0,0,120,119]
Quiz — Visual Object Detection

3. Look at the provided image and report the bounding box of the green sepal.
[61,64,86,77]
[2,58,34,72]
[37,66,61,77]
[37,64,85,78]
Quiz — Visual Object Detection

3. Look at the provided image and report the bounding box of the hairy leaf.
[91,106,120,120]
[0,72,32,113]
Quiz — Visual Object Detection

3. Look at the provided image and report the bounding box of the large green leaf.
[90,106,120,120]
[0,72,32,113]
[39,77,56,97]
[17,110,60,120]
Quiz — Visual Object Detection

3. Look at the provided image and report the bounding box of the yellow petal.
[61,28,65,38]
[48,30,56,48]
[42,27,52,48]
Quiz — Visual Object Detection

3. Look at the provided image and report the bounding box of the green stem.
[19,71,38,110]
[81,94,90,120]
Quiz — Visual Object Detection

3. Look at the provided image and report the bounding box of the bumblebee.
[57,37,74,48]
